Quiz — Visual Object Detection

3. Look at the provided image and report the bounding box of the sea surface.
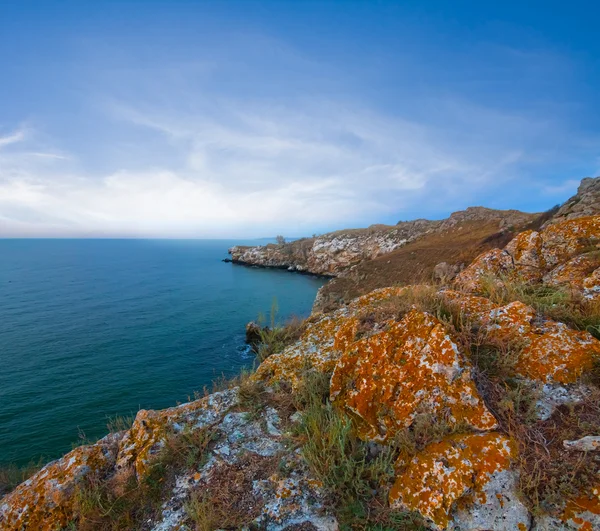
[0,239,326,465]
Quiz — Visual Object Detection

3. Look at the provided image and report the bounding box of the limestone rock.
[254,286,406,389]
[455,216,600,295]
[563,435,600,452]
[548,176,600,224]
[330,309,497,442]
[389,433,528,531]
[533,485,600,530]
[116,389,238,479]
[442,290,600,384]
[0,433,123,531]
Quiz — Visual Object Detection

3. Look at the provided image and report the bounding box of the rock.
[0,433,123,531]
[389,433,528,531]
[228,208,537,278]
[563,436,600,452]
[442,290,600,384]
[255,286,406,389]
[583,267,600,301]
[536,382,591,421]
[245,321,264,352]
[433,261,461,283]
[548,176,600,224]
[455,216,600,295]
[253,453,338,531]
[533,485,600,530]
[543,253,600,294]
[116,389,239,480]
[330,309,497,442]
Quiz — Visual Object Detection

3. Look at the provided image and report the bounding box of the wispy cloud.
[0,30,597,237]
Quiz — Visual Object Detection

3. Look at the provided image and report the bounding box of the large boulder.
[254,287,407,389]
[0,434,123,531]
[442,291,600,384]
[389,433,529,531]
[330,309,497,442]
[456,216,600,295]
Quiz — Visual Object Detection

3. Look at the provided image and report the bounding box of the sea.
[0,239,326,465]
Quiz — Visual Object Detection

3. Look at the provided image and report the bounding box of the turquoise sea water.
[0,239,325,465]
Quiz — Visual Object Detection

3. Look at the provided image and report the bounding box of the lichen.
[330,309,497,442]
[389,432,516,530]
[442,290,600,384]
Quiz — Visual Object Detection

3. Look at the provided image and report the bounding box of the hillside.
[228,209,537,278]
[2,177,600,531]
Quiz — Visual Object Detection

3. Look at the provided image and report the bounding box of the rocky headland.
[2,177,600,531]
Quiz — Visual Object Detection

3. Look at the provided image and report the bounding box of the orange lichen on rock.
[454,248,514,293]
[561,485,600,530]
[583,267,600,301]
[543,253,600,292]
[254,287,406,388]
[330,309,497,442]
[389,433,516,530]
[442,290,600,384]
[115,389,237,479]
[455,216,600,294]
[0,434,122,531]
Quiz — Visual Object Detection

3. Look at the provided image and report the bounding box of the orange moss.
[330,309,497,442]
[389,432,515,529]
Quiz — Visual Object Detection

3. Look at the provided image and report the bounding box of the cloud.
[0,33,598,238]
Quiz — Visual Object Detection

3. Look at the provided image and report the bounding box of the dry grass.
[292,372,427,530]
[0,459,45,497]
[316,219,526,311]
[74,462,166,530]
[185,454,278,531]
[256,315,306,362]
[479,274,600,340]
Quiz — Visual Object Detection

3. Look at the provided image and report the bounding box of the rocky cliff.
[2,177,600,531]
[228,208,538,278]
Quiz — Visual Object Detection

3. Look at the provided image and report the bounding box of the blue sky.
[0,1,599,237]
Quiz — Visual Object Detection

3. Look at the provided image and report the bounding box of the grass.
[0,459,45,497]
[74,461,166,531]
[479,274,600,340]
[293,372,427,530]
[256,317,306,362]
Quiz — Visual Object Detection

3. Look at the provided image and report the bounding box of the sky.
[0,1,599,238]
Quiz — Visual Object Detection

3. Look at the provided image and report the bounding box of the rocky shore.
[2,177,600,531]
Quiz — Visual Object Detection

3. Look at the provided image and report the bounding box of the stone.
[563,436,600,452]
[0,433,123,531]
[455,216,600,296]
[254,287,407,389]
[389,433,527,531]
[330,309,497,442]
[442,290,600,384]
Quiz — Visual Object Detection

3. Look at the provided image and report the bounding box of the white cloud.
[1,35,598,238]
